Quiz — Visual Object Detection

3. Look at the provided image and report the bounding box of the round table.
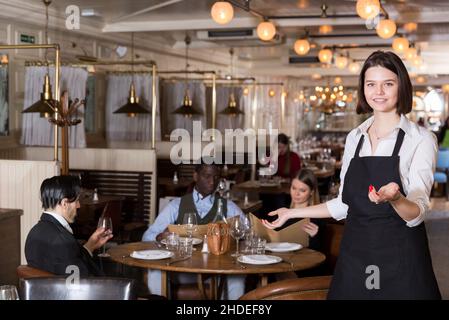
[108,241,326,299]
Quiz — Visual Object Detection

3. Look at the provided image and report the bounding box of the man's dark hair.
[356,50,412,115]
[40,175,81,210]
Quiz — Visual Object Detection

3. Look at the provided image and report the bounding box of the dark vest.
[176,192,228,225]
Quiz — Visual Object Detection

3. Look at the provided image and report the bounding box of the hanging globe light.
[318,48,333,63]
[257,21,276,41]
[403,22,418,33]
[319,25,333,35]
[335,56,348,69]
[376,19,397,39]
[211,1,234,25]
[356,0,380,20]
[442,84,449,94]
[412,55,423,67]
[404,47,417,60]
[392,36,409,53]
[294,39,310,55]
[348,61,361,74]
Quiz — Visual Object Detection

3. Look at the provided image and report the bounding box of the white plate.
[265,242,303,253]
[238,254,282,265]
[130,250,174,260]
[161,237,202,245]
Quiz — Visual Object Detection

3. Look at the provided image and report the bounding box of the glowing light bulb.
[257,21,276,41]
[376,19,397,39]
[211,2,234,25]
[356,0,380,20]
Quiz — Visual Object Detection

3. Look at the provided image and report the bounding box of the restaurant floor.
[427,197,449,300]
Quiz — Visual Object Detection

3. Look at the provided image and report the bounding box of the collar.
[356,114,411,137]
[193,188,214,204]
[44,211,73,234]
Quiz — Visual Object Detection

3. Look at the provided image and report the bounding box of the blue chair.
[434,149,449,200]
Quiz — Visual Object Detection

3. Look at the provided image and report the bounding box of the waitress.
[263,51,441,299]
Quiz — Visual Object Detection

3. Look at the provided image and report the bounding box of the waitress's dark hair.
[356,50,412,115]
[40,175,81,210]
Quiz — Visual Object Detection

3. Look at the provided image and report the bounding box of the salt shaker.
[244,192,249,206]
[201,234,209,253]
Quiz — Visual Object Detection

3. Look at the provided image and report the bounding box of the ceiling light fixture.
[376,19,397,39]
[211,1,234,25]
[257,20,276,41]
[113,33,149,117]
[392,36,409,53]
[318,48,333,64]
[356,0,380,20]
[294,35,310,56]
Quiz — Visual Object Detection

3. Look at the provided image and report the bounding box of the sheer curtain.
[21,66,88,147]
[161,81,206,137]
[216,86,244,132]
[105,73,160,141]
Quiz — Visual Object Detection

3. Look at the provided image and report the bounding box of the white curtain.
[161,81,206,136]
[105,73,160,141]
[216,86,245,132]
[21,66,88,147]
[0,66,8,136]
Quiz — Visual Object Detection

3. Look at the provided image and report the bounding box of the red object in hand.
[369,185,374,193]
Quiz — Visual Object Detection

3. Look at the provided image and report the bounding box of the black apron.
[328,129,441,299]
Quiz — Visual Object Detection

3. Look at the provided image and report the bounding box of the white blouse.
[326,114,438,227]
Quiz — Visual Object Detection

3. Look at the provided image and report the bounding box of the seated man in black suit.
[25,175,113,276]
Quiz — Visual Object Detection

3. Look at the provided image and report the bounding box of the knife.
[166,256,191,266]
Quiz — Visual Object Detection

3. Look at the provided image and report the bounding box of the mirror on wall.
[0,53,8,136]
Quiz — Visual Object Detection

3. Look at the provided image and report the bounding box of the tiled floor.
[427,197,449,299]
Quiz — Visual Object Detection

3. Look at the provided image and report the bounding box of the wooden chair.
[239,276,332,300]
[323,222,344,274]
[17,265,55,279]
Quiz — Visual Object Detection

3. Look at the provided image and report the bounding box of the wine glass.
[230,216,246,257]
[182,212,198,239]
[217,178,227,198]
[0,285,19,300]
[97,215,113,257]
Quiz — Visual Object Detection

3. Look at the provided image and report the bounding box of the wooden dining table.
[108,241,325,299]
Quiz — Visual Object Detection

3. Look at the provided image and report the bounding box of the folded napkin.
[131,250,172,260]
[239,254,281,265]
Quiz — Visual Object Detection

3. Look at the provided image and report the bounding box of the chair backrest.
[239,276,332,300]
[17,265,55,279]
[437,149,449,169]
[19,277,136,300]
[323,222,344,274]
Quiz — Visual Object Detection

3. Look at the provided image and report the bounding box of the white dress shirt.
[326,114,438,227]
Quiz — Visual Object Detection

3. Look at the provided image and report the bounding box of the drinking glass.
[0,285,19,300]
[182,212,198,239]
[230,216,246,257]
[97,216,113,257]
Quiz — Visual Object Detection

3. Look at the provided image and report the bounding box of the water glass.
[178,237,193,257]
[0,285,19,300]
[165,232,179,251]
[252,237,266,254]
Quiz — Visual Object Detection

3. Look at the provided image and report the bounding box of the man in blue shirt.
[142,162,245,299]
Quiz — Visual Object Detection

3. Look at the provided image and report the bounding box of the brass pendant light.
[172,35,203,117]
[22,0,56,117]
[219,48,244,117]
[114,32,149,117]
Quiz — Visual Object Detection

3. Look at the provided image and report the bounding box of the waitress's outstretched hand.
[368,182,401,204]
[262,207,291,229]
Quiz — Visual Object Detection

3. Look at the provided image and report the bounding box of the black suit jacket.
[25,213,103,277]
